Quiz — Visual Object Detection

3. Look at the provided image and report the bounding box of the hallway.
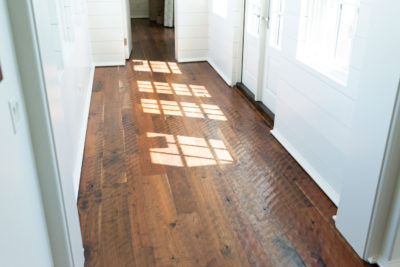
[78,19,371,267]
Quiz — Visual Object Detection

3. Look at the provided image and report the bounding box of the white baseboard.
[131,15,149,19]
[73,65,95,201]
[177,57,207,63]
[207,58,234,86]
[378,259,400,267]
[271,129,340,206]
[94,60,125,67]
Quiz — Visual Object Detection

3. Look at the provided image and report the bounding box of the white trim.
[7,1,80,265]
[131,15,150,19]
[177,57,208,63]
[378,258,400,267]
[271,129,340,205]
[207,58,234,86]
[73,65,95,200]
[365,81,400,261]
[94,60,125,67]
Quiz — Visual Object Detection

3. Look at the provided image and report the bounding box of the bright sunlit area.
[297,0,360,84]
[147,132,234,167]
[212,0,228,18]
[269,0,285,49]
[141,99,227,121]
[137,81,212,97]
[246,0,262,37]
[133,60,182,74]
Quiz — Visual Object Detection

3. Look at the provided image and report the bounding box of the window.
[297,0,360,84]
[268,0,285,49]
[246,0,262,36]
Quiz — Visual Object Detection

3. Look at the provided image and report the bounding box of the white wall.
[42,0,95,199]
[269,0,375,205]
[130,0,149,18]
[175,0,208,62]
[87,0,126,66]
[175,0,244,80]
[31,0,92,265]
[0,1,53,266]
[208,0,243,86]
[335,0,400,257]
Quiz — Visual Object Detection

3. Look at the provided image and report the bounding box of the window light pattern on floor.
[132,60,182,74]
[147,132,233,167]
[137,81,211,98]
[141,99,227,121]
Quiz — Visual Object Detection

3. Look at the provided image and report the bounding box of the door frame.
[239,0,271,101]
[7,1,83,266]
[365,81,400,263]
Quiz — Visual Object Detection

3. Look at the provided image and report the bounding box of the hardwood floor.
[78,19,374,267]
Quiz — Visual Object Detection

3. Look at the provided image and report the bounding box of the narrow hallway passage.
[78,19,373,267]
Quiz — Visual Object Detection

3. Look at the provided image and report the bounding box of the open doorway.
[130,0,175,27]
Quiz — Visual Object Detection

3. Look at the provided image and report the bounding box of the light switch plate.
[8,98,20,134]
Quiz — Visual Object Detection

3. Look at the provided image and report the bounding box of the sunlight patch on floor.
[132,60,182,74]
[137,81,211,98]
[141,99,227,121]
[147,132,233,167]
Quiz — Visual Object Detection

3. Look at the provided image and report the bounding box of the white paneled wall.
[87,0,126,66]
[336,0,400,257]
[175,0,243,82]
[269,0,375,205]
[130,0,149,18]
[208,0,244,86]
[175,0,209,62]
[39,0,95,199]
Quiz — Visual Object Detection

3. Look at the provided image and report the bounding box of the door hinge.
[124,38,127,46]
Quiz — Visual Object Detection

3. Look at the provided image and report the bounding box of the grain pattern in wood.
[78,19,375,267]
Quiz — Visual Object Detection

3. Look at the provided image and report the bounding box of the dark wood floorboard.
[78,19,374,267]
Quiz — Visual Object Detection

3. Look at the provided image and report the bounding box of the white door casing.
[122,0,133,59]
[30,0,86,265]
[241,0,270,99]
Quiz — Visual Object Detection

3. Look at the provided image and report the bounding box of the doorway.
[130,0,175,27]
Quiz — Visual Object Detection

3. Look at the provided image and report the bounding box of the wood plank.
[78,18,375,267]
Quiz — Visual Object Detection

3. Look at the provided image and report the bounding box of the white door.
[241,0,269,98]
[260,0,285,113]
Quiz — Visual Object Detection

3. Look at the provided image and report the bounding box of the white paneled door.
[260,0,285,114]
[241,0,269,98]
[242,0,284,113]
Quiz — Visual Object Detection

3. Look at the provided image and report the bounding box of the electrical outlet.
[8,98,20,135]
